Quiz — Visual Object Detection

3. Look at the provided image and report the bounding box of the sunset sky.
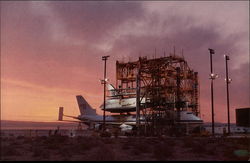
[1,1,249,122]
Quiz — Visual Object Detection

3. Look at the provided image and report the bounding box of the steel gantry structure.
[115,54,200,135]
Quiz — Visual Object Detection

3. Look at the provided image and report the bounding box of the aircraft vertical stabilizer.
[107,84,116,96]
[58,107,64,121]
[76,95,97,116]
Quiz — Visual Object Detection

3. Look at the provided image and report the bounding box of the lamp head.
[225,78,232,83]
[210,73,219,80]
[208,48,215,54]
[102,55,110,60]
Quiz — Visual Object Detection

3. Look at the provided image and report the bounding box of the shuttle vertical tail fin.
[76,95,97,116]
[107,84,117,96]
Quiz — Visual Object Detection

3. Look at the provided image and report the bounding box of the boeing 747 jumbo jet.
[58,95,203,133]
[58,95,142,132]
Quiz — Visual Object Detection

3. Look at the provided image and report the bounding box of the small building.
[203,123,250,134]
[236,108,250,127]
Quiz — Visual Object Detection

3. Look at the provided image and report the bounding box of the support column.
[136,61,141,134]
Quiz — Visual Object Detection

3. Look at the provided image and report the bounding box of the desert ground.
[1,133,249,161]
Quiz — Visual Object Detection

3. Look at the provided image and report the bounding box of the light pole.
[208,48,218,135]
[224,55,231,134]
[102,55,110,132]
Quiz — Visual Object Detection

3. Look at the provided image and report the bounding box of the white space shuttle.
[99,84,145,113]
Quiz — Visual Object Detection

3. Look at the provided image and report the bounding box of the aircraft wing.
[63,115,79,119]
[104,121,137,126]
[105,122,123,125]
[58,119,82,123]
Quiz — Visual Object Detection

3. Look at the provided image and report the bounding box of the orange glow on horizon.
[1,78,104,122]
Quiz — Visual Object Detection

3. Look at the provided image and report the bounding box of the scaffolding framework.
[116,54,200,135]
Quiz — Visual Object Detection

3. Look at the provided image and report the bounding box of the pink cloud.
[1,1,249,122]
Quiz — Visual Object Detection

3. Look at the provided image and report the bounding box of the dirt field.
[1,135,249,161]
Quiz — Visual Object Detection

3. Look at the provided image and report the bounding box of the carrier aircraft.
[58,93,203,133]
[58,95,141,132]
